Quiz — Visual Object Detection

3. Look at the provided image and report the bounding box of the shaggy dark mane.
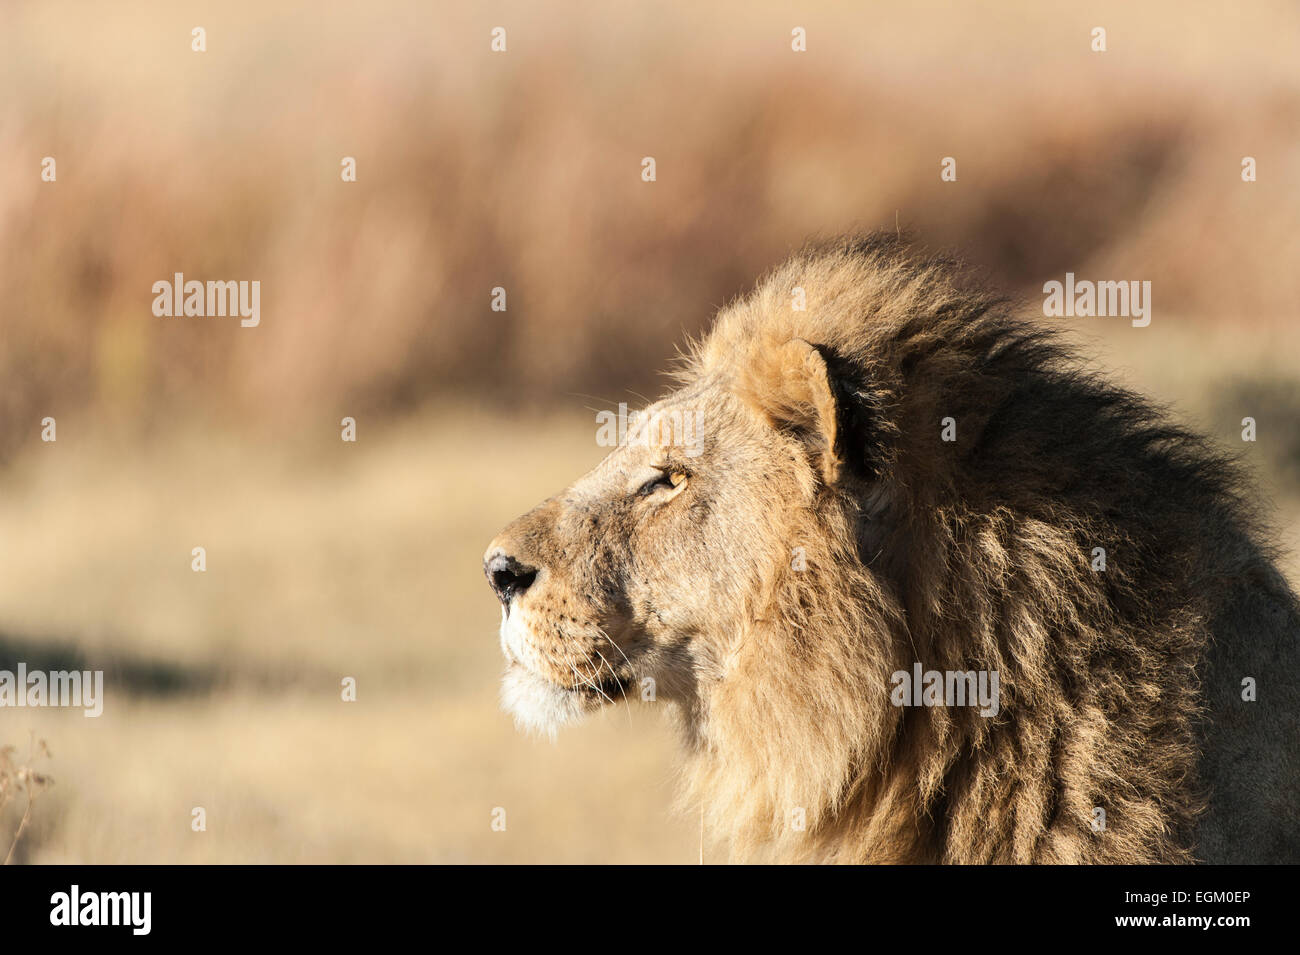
[681,233,1299,862]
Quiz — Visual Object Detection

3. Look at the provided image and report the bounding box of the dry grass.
[11,695,693,864]
[0,736,53,865]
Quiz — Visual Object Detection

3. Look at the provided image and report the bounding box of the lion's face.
[484,379,815,733]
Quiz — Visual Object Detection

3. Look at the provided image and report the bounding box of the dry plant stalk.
[0,736,53,865]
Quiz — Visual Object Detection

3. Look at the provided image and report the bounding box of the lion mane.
[671,234,1300,863]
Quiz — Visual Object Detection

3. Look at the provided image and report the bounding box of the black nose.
[485,553,538,605]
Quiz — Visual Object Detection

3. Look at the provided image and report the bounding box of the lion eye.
[637,470,687,497]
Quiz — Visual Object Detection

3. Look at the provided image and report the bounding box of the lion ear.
[739,338,841,484]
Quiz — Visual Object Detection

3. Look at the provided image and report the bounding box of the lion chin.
[500,662,578,736]
[499,661,606,738]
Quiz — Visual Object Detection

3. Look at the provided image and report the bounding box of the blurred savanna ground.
[1,0,1298,862]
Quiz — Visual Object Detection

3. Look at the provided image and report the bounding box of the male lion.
[483,234,1300,863]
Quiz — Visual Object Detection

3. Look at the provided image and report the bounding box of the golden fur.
[485,234,1300,863]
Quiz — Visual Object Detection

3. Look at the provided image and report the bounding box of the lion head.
[483,364,842,734]
[484,234,1300,864]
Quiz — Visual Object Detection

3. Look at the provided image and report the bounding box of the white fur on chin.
[500,661,587,738]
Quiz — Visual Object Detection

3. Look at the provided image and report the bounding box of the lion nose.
[484,552,538,606]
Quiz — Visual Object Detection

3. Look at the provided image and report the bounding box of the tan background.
[1,0,1298,862]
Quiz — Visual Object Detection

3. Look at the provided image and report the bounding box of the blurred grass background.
[0,0,1298,862]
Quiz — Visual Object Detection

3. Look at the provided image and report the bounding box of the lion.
[483,234,1300,863]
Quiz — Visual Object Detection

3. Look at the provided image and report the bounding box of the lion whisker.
[589,640,635,729]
